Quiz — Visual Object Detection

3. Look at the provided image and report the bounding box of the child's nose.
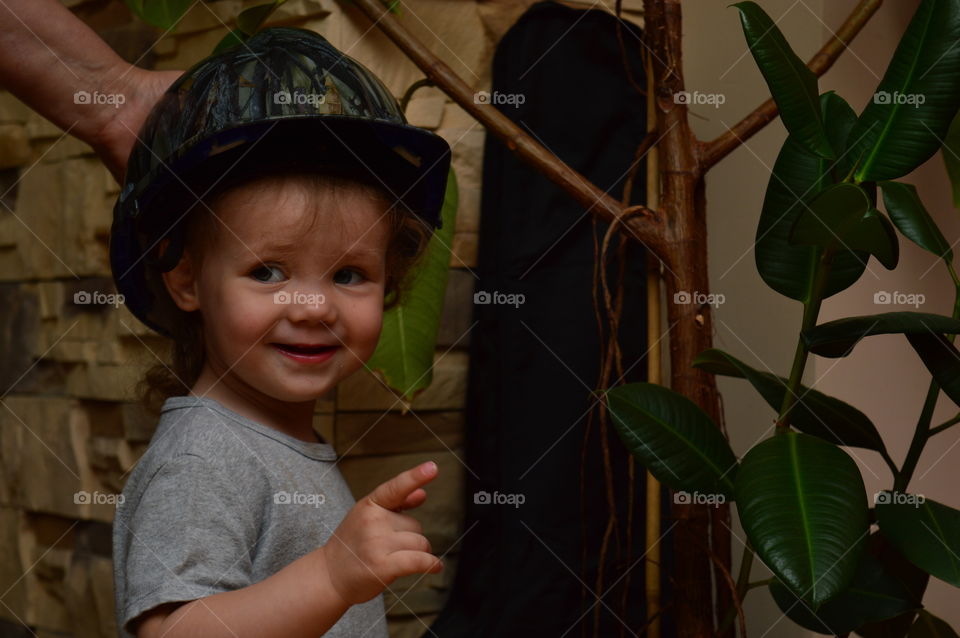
[280,287,337,325]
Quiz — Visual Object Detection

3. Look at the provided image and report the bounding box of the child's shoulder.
[133,396,270,480]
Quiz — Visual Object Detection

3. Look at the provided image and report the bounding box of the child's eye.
[250,264,285,283]
[333,268,365,285]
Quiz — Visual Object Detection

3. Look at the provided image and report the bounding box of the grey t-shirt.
[112,395,389,638]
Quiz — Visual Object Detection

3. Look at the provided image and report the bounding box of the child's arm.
[133,461,444,638]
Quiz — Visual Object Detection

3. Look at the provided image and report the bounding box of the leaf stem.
[718,544,755,635]
[893,261,960,492]
[928,412,960,437]
[776,250,833,433]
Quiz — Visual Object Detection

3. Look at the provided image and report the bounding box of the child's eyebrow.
[248,239,384,261]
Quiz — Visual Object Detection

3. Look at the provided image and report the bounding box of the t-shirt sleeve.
[118,453,258,635]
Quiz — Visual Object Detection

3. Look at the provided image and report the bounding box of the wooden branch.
[699,0,883,170]
[348,0,668,257]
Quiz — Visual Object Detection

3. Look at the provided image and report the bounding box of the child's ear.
[160,243,200,312]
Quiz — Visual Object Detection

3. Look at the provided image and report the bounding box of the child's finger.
[387,550,443,578]
[366,461,438,512]
[397,487,427,511]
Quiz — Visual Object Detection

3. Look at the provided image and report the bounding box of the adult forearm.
[0,0,130,142]
[155,546,354,638]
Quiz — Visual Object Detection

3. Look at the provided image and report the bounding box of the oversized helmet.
[110,26,451,337]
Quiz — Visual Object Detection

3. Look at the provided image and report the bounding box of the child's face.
[163,175,390,405]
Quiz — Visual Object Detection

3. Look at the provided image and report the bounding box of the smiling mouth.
[272,343,339,356]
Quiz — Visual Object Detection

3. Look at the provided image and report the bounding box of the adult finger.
[366,461,438,512]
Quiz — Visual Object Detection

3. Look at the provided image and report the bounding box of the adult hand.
[89,67,182,183]
[0,0,181,184]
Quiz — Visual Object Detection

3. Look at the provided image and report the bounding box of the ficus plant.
[606,0,960,636]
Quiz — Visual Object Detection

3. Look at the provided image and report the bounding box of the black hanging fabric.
[430,2,674,636]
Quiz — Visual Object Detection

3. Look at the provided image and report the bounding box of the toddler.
[110,27,452,638]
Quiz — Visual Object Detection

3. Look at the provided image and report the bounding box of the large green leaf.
[732,1,833,158]
[735,432,869,607]
[790,182,899,270]
[803,312,960,357]
[877,494,960,588]
[755,92,869,301]
[693,349,886,452]
[768,547,920,634]
[843,0,960,182]
[606,383,738,499]
[906,333,960,408]
[944,112,960,208]
[366,168,458,406]
[908,611,960,638]
[880,181,953,261]
[122,0,194,29]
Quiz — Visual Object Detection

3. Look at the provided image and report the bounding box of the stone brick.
[168,0,243,36]
[64,553,116,638]
[155,28,233,72]
[0,397,89,518]
[272,0,332,21]
[86,436,136,504]
[36,136,95,163]
[438,126,483,236]
[120,401,157,443]
[0,92,31,124]
[24,112,62,140]
[335,410,463,456]
[384,552,458,615]
[337,350,467,411]
[405,90,446,130]
[318,0,487,99]
[436,268,475,349]
[0,124,31,170]
[0,507,26,625]
[66,363,142,402]
[19,513,76,633]
[10,159,113,279]
[451,231,477,268]
[0,283,40,395]
[338,449,465,554]
[312,411,335,445]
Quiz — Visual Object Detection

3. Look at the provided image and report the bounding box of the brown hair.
[136,167,434,414]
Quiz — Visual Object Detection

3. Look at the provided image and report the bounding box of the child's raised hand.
[321,461,443,606]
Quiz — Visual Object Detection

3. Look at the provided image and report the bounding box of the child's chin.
[267,382,332,403]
